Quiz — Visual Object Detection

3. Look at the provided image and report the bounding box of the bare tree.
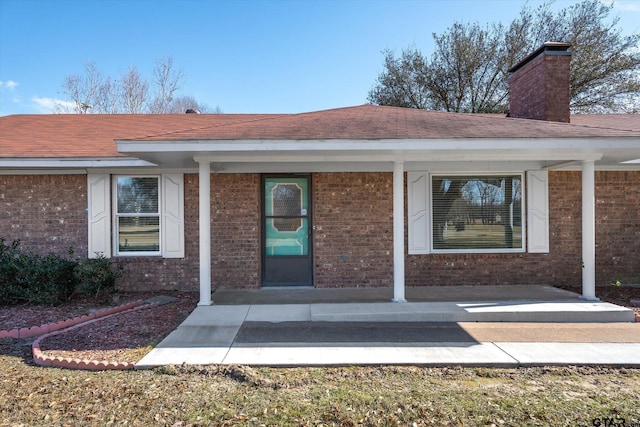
[58,62,104,113]
[93,76,119,114]
[369,0,640,113]
[120,66,149,114]
[57,57,215,114]
[149,57,183,114]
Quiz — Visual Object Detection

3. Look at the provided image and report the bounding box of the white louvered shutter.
[408,171,430,254]
[87,174,111,258]
[161,173,185,258]
[527,170,550,253]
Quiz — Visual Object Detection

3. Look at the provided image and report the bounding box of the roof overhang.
[116,137,640,172]
[0,157,156,169]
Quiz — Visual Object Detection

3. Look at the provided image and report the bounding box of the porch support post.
[198,160,213,305]
[392,160,407,302]
[581,159,598,301]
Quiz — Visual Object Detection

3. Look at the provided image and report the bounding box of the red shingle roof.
[0,113,276,158]
[1,105,638,159]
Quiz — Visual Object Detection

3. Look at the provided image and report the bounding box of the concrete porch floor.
[136,285,639,369]
[211,284,604,304]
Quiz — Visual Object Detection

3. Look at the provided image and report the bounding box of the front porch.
[209,284,634,322]
[135,285,638,368]
[113,105,640,302]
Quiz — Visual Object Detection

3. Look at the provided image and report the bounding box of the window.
[88,173,184,259]
[408,171,548,255]
[431,175,523,252]
[115,176,160,255]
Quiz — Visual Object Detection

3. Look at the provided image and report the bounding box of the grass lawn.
[1,346,638,426]
[437,223,523,250]
[2,286,639,425]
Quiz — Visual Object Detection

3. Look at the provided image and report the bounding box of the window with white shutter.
[407,172,534,254]
[87,173,184,258]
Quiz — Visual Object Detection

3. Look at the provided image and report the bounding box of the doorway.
[262,175,312,286]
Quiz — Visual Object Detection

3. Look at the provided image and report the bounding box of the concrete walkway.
[136,286,639,369]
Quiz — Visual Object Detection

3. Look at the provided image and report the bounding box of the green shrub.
[75,255,123,297]
[0,238,123,306]
[21,252,78,306]
[0,238,23,305]
[0,239,78,306]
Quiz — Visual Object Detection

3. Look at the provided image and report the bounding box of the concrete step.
[310,300,636,323]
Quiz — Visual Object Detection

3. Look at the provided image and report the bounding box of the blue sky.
[1,0,638,116]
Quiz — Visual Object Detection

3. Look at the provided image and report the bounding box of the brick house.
[1,43,639,306]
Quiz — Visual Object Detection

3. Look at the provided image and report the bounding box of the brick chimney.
[508,42,572,123]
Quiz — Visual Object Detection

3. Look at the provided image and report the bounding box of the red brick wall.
[508,52,571,123]
[405,171,640,287]
[117,173,261,291]
[210,173,261,289]
[0,173,261,292]
[594,171,640,284]
[0,175,87,256]
[313,173,394,287]
[2,171,637,292]
[543,54,572,122]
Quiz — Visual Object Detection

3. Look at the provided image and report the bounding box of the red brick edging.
[0,301,144,339]
[30,301,162,371]
[0,300,159,371]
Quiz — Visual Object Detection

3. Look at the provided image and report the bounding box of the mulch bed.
[1,291,198,366]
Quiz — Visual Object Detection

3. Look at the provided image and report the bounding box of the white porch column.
[392,160,407,302]
[198,160,212,305]
[581,160,598,301]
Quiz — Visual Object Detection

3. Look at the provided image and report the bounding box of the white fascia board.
[86,167,199,175]
[0,157,157,169]
[191,150,603,163]
[547,164,640,171]
[187,160,550,174]
[0,169,88,175]
[118,137,638,153]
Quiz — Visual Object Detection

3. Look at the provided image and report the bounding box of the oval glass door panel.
[263,177,311,286]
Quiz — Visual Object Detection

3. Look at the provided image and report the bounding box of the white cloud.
[614,0,640,12]
[31,97,75,113]
[0,80,19,90]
